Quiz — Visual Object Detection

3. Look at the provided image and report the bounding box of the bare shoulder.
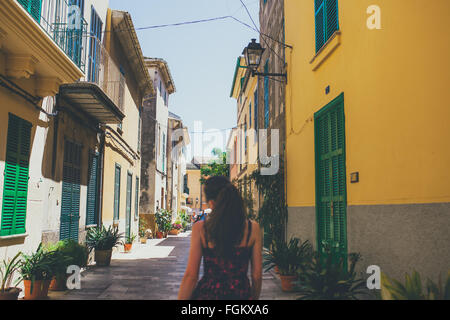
[192,221,205,234]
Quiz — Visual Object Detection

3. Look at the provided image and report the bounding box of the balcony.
[59,36,125,124]
[0,0,86,93]
[17,0,88,72]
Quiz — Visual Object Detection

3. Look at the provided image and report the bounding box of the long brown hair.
[203,176,247,257]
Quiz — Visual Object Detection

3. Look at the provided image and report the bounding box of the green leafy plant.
[139,216,149,238]
[86,225,123,251]
[296,248,369,300]
[45,240,89,268]
[19,244,57,294]
[381,270,450,300]
[1,252,22,292]
[250,159,287,247]
[199,148,230,184]
[125,234,137,244]
[155,209,172,233]
[263,238,313,276]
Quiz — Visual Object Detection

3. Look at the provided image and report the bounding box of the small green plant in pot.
[124,234,137,252]
[45,240,89,291]
[263,237,313,292]
[0,252,22,300]
[155,209,172,238]
[139,216,149,243]
[19,244,56,300]
[86,225,123,266]
[295,247,370,300]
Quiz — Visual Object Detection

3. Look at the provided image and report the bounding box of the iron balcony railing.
[17,0,88,72]
[80,35,126,113]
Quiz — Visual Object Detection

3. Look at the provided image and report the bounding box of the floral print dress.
[191,221,253,300]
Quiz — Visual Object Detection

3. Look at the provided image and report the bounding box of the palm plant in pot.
[86,225,123,266]
[263,237,313,292]
[0,252,22,300]
[19,244,56,300]
[45,240,89,291]
[124,234,137,253]
[155,209,171,238]
[295,248,370,300]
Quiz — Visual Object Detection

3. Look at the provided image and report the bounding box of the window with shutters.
[86,152,99,226]
[87,6,103,82]
[125,172,132,239]
[314,93,347,264]
[113,164,121,221]
[315,0,339,53]
[135,177,139,218]
[254,88,258,143]
[1,114,32,237]
[18,0,42,23]
[60,140,82,241]
[264,61,269,128]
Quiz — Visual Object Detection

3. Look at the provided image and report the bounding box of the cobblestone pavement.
[49,231,296,300]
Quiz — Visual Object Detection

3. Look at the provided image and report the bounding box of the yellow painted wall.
[285,0,450,207]
[186,169,201,212]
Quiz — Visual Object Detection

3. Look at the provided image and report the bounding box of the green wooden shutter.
[18,0,42,23]
[113,164,121,221]
[315,94,347,262]
[60,141,81,241]
[1,114,32,236]
[135,177,139,219]
[86,152,99,226]
[125,172,132,239]
[315,0,339,53]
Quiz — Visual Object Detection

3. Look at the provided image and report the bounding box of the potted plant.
[295,248,370,300]
[45,240,89,291]
[169,221,183,235]
[139,216,149,244]
[19,244,55,300]
[86,225,123,266]
[124,234,137,252]
[264,237,313,292]
[155,209,171,238]
[0,252,22,300]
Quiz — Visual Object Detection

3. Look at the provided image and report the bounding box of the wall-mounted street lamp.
[242,39,288,79]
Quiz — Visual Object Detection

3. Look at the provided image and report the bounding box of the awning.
[59,83,125,124]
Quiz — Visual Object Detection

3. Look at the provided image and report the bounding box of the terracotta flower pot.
[23,279,51,300]
[49,274,68,291]
[169,229,179,235]
[95,249,112,266]
[140,237,147,244]
[279,274,298,292]
[0,288,22,300]
[156,231,164,239]
[274,265,280,274]
[124,243,132,252]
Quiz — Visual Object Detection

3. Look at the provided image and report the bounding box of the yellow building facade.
[285,0,450,280]
[229,57,260,218]
[100,10,153,241]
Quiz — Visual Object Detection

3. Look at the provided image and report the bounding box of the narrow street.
[49,232,296,300]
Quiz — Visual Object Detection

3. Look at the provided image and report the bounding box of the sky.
[109,0,260,160]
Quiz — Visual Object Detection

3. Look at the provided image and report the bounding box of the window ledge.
[310,31,341,71]
[0,233,28,240]
[85,224,98,229]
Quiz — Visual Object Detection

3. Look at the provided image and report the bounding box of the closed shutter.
[18,0,42,23]
[113,164,121,221]
[135,177,139,219]
[264,62,269,128]
[315,0,339,53]
[125,172,132,239]
[86,152,99,226]
[1,114,32,236]
[254,89,258,131]
[60,141,81,241]
[315,94,347,263]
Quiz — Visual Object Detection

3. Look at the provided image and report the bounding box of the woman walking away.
[178,176,262,300]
